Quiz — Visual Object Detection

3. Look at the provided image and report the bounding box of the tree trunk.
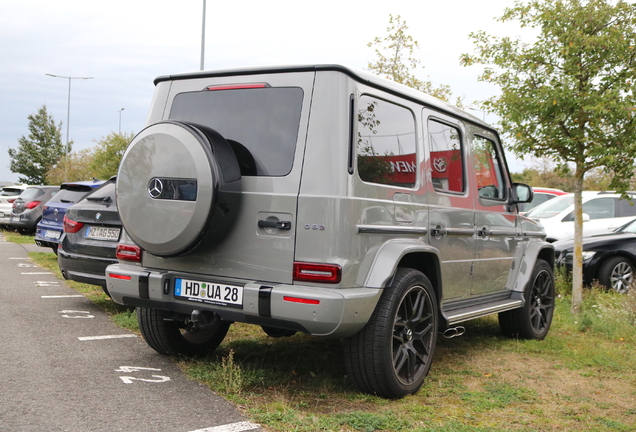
[571,172,585,314]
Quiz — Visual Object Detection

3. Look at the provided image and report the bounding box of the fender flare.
[512,241,555,292]
[357,238,442,289]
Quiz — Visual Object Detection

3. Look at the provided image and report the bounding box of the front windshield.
[618,218,636,233]
[525,194,574,218]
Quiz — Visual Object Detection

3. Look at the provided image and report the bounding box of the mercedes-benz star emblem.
[148,178,163,199]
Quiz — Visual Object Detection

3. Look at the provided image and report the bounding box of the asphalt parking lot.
[0,234,261,432]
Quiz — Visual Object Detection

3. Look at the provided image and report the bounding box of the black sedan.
[57,177,120,296]
[553,218,636,293]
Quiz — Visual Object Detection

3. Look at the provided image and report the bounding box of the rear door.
[142,72,315,284]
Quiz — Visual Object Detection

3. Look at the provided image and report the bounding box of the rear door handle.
[258,220,292,230]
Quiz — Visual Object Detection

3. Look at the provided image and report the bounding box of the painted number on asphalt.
[115,366,171,384]
[59,310,95,319]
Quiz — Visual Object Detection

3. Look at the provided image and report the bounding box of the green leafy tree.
[368,14,463,106]
[461,0,636,311]
[9,105,68,184]
[90,132,133,179]
[45,148,98,184]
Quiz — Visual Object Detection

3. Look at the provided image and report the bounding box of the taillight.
[293,262,342,284]
[63,215,84,233]
[25,201,42,209]
[205,83,270,91]
[116,244,142,262]
[7,198,16,204]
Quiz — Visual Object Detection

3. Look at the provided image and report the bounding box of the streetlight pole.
[200,0,206,70]
[45,74,93,182]
[118,108,125,134]
[45,74,93,154]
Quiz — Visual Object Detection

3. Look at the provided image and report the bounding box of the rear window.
[51,187,93,203]
[169,87,304,176]
[19,188,44,200]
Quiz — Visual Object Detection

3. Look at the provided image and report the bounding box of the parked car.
[105,64,554,399]
[9,186,60,233]
[554,218,636,293]
[518,187,568,214]
[0,184,30,227]
[34,179,104,252]
[525,191,636,242]
[58,178,120,295]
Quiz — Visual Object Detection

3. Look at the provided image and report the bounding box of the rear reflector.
[205,83,270,91]
[116,244,142,262]
[293,262,342,284]
[283,296,320,305]
[109,273,132,281]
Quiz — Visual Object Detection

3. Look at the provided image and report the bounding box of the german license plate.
[174,278,243,308]
[44,230,61,239]
[85,226,121,241]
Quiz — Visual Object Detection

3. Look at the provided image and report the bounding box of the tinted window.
[472,135,505,199]
[19,188,44,200]
[51,189,90,203]
[169,87,304,176]
[617,198,636,217]
[356,96,416,187]
[429,120,464,193]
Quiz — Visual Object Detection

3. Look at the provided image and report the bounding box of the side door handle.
[258,220,292,230]
[431,225,448,238]
[477,227,491,237]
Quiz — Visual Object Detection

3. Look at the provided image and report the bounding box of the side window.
[617,198,636,217]
[472,135,505,200]
[357,96,416,187]
[582,198,616,220]
[428,120,464,193]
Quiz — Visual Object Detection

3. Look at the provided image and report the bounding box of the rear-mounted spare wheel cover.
[117,121,219,256]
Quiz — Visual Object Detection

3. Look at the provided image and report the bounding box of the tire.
[117,121,241,257]
[499,259,554,340]
[598,256,634,294]
[343,268,438,398]
[261,326,297,338]
[137,307,230,356]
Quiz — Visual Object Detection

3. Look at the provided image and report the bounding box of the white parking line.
[9,257,30,259]
[189,422,261,432]
[78,334,138,341]
[41,295,84,298]
[22,272,53,275]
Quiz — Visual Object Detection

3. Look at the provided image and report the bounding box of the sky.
[0,0,531,183]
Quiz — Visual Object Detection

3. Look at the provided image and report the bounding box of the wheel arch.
[358,239,443,301]
[512,242,555,292]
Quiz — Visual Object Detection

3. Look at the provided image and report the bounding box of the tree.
[89,132,133,179]
[461,0,636,312]
[9,105,68,184]
[45,148,98,184]
[368,15,463,106]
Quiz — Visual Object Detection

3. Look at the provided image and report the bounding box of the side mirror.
[582,213,591,222]
[512,183,533,204]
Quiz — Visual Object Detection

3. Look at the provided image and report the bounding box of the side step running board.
[444,299,523,326]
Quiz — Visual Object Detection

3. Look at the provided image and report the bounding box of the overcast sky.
[1,0,530,183]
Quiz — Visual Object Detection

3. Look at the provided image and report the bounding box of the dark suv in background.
[58,178,120,295]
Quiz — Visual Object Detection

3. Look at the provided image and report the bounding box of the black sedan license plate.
[174,278,243,308]
[85,226,121,241]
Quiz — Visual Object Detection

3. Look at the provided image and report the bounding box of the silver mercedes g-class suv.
[106,65,554,398]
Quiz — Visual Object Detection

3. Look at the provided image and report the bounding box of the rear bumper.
[59,248,117,288]
[105,264,382,338]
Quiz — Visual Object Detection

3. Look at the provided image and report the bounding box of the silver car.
[106,65,555,398]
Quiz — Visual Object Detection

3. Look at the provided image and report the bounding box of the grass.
[6,230,635,431]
